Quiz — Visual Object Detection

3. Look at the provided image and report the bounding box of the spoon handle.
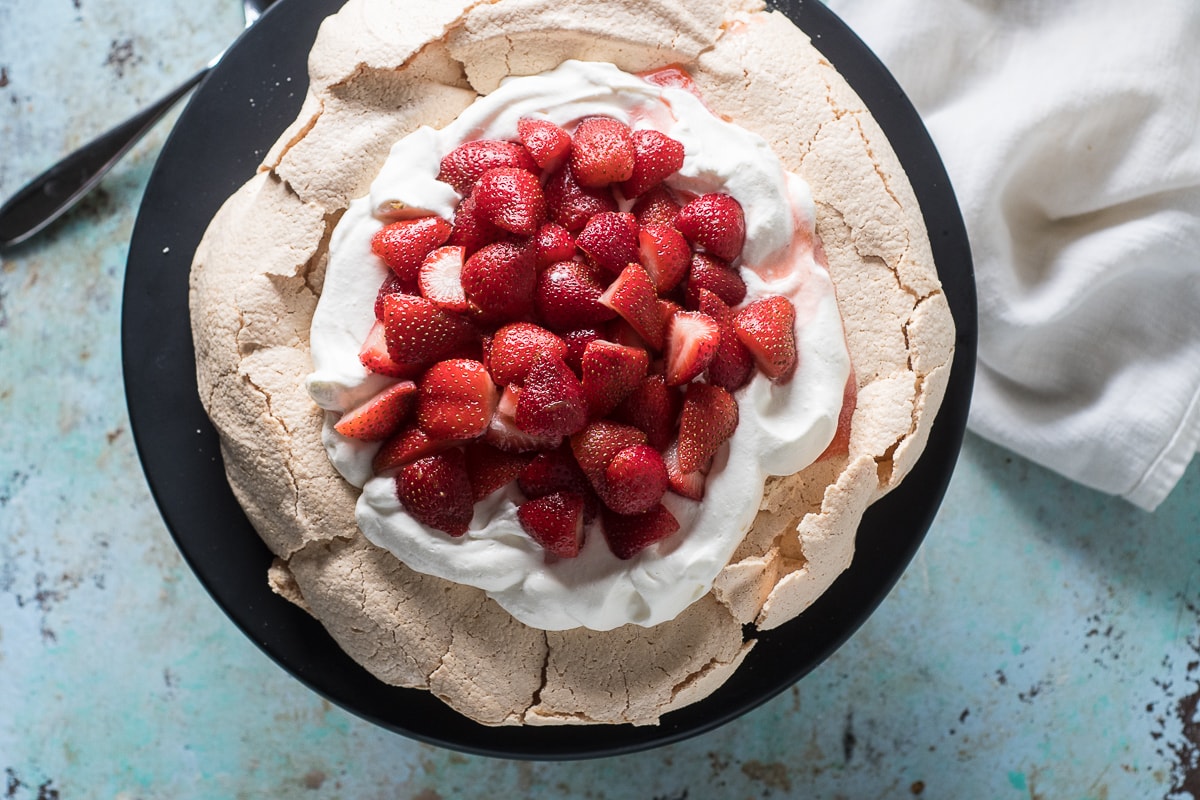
[0,66,208,248]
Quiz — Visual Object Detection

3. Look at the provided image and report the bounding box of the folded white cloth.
[824,0,1200,509]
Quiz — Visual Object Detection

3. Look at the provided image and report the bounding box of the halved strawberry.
[518,443,593,499]
[663,310,719,387]
[517,491,586,558]
[612,374,682,451]
[544,164,619,231]
[576,211,640,276]
[438,139,538,194]
[631,184,683,229]
[663,438,706,500]
[447,192,503,257]
[487,322,568,387]
[602,503,680,559]
[517,118,572,171]
[676,193,746,262]
[677,382,738,473]
[417,245,469,312]
[359,320,425,379]
[373,424,460,475]
[602,444,669,515]
[333,380,418,441]
[684,252,747,308]
[638,223,690,293]
[534,222,576,269]
[375,271,412,319]
[619,129,685,198]
[472,166,546,237]
[416,358,499,440]
[818,373,857,460]
[535,260,617,331]
[394,449,475,537]
[382,294,476,365]
[638,65,701,96]
[461,239,537,321]
[560,327,604,373]
[464,440,533,501]
[569,420,647,492]
[697,289,755,392]
[484,385,563,453]
[514,353,588,437]
[598,263,664,350]
[733,295,798,382]
[580,340,649,419]
[569,116,636,187]
[371,216,453,283]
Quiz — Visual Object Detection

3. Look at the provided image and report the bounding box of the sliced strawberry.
[359,320,425,379]
[518,443,592,498]
[374,271,412,320]
[612,374,682,451]
[619,129,685,198]
[438,139,537,194]
[818,373,857,460]
[417,245,469,312]
[487,322,568,386]
[461,239,537,321]
[569,116,636,187]
[517,491,586,558]
[333,380,418,441]
[638,223,690,293]
[663,438,706,500]
[517,118,572,171]
[373,423,460,475]
[676,193,746,262]
[602,503,680,559]
[605,318,650,351]
[394,449,475,537]
[472,166,546,237]
[560,327,604,374]
[677,382,738,473]
[569,420,647,493]
[535,259,617,331]
[371,216,453,283]
[464,440,533,501]
[602,444,669,515]
[576,211,640,276]
[580,340,649,419]
[514,353,588,437]
[534,222,576,269]
[447,192,503,257]
[697,289,755,392]
[382,294,476,365]
[598,263,665,350]
[484,385,563,453]
[733,295,798,382]
[631,184,683,229]
[544,164,619,231]
[684,252,747,308]
[663,310,719,387]
[416,358,499,440]
[638,64,701,95]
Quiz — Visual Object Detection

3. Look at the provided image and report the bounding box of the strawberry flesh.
[598,263,665,350]
[580,339,649,419]
[602,503,680,559]
[517,491,587,558]
[394,450,475,537]
[417,245,469,312]
[663,310,720,387]
[514,353,588,437]
[733,295,798,382]
[602,444,669,515]
[371,216,453,283]
[333,380,418,441]
[416,358,499,440]
[677,382,739,473]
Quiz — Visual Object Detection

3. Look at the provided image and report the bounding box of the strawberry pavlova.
[189,0,955,725]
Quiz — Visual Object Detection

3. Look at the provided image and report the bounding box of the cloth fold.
[824,0,1200,509]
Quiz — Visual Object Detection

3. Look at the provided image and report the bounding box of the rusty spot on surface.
[104,39,141,79]
[302,770,325,790]
[740,760,791,792]
[411,790,442,800]
[910,780,926,795]
[0,67,8,88]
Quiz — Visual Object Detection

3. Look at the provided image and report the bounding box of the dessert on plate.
[189,0,955,726]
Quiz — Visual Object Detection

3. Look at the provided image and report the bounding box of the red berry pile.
[337,114,800,560]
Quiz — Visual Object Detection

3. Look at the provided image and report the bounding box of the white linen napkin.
[823,0,1200,510]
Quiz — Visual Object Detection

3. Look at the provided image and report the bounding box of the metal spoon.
[0,0,277,249]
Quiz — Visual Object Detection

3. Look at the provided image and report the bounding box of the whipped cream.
[306,61,851,631]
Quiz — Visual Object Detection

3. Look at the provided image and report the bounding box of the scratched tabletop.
[3,2,1200,798]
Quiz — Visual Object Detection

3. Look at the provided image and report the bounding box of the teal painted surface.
[3,2,1200,798]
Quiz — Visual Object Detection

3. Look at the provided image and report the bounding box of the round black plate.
[123,0,976,760]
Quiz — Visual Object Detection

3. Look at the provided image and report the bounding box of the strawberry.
[373,424,460,475]
[818,374,857,460]
[677,382,738,473]
[461,239,537,321]
[333,380,418,441]
[598,263,665,350]
[471,166,547,237]
[438,139,538,194]
[517,491,586,558]
[371,216,453,283]
[394,449,475,537]
[382,294,476,365]
[580,340,649,419]
[631,184,683,229]
[733,295,798,382]
[417,245,469,312]
[484,385,563,453]
[517,118,572,171]
[638,65,701,95]
[569,116,636,187]
[697,289,755,392]
[602,503,680,559]
[518,443,593,499]
[576,211,640,276]
[514,353,588,437]
[560,327,604,373]
[534,222,576,269]
[447,192,503,257]
[375,271,412,319]
[619,129,685,198]
[638,223,690,293]
[663,438,706,500]
[676,193,746,262]
[663,310,720,387]
[544,164,619,231]
[487,322,568,386]
[464,440,533,501]
[416,358,499,440]
[359,320,425,379]
[569,420,647,492]
[605,318,650,351]
[612,374,682,451]
[684,252,747,308]
[534,260,616,331]
[602,444,669,515]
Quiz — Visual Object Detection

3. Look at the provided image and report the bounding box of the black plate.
[123,0,976,760]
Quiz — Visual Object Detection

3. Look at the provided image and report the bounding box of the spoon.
[0,0,277,249]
